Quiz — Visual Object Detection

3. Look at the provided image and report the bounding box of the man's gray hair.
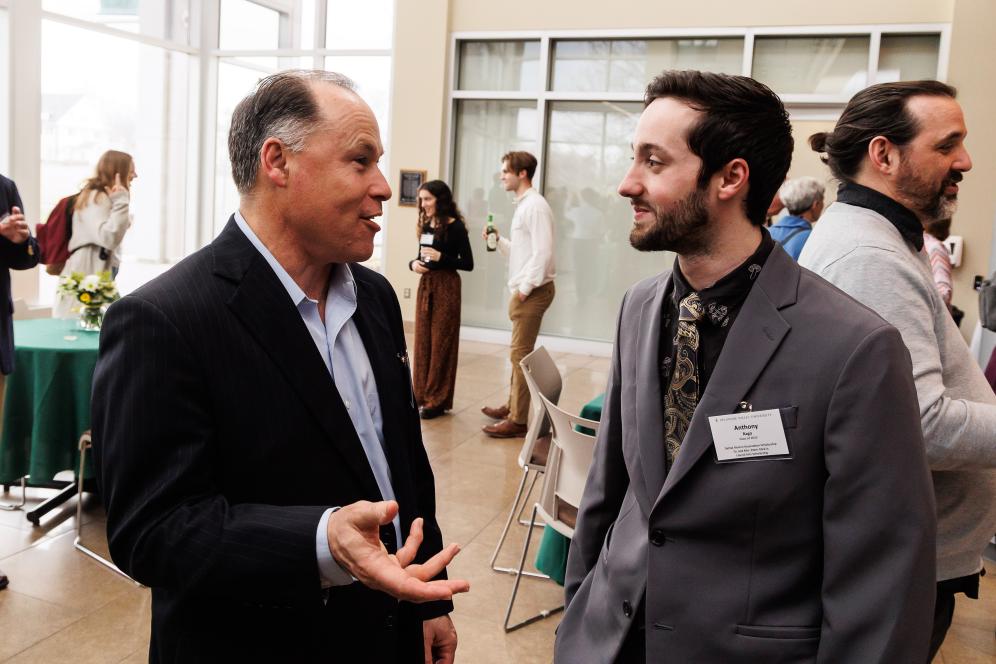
[228,69,356,194]
[778,176,825,215]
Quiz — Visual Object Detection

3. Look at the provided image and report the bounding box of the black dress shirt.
[412,219,474,272]
[837,182,924,251]
[658,229,776,397]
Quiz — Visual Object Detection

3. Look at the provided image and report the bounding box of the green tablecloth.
[534,392,605,585]
[0,318,100,483]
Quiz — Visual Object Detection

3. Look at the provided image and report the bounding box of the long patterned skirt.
[413,269,461,410]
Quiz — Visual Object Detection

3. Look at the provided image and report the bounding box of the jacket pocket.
[778,406,798,429]
[736,624,820,640]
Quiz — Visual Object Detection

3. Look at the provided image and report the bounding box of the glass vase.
[78,304,103,332]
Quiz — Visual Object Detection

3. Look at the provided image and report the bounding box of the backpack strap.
[776,225,809,246]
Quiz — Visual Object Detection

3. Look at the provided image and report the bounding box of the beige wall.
[383,0,451,321]
[946,0,996,333]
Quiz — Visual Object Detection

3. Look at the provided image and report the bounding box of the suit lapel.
[655,247,798,505]
[213,219,382,500]
[350,273,417,513]
[633,272,671,513]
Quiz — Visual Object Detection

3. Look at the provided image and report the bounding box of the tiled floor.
[0,338,993,663]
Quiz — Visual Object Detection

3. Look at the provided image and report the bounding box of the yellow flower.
[79,292,91,304]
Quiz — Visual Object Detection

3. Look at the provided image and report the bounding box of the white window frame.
[445,23,951,187]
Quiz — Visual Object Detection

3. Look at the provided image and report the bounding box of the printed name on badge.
[708,408,790,462]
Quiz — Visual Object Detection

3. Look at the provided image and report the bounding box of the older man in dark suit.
[555,71,937,663]
[0,174,40,592]
[92,71,467,663]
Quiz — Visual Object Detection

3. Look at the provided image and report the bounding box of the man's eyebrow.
[934,130,965,145]
[347,137,383,157]
[632,142,669,156]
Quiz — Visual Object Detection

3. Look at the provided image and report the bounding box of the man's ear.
[259,137,290,187]
[715,157,749,202]
[867,136,901,175]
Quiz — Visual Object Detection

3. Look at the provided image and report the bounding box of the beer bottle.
[486,214,498,252]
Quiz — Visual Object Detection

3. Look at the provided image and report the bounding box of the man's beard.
[629,187,711,255]
[895,161,963,223]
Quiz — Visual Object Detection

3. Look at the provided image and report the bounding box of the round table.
[0,318,100,485]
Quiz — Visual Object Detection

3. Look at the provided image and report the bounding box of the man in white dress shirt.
[482,151,557,438]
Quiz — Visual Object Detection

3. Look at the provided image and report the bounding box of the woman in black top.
[408,180,474,419]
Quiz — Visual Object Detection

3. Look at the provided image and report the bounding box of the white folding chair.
[490,346,562,577]
[75,431,140,584]
[503,392,600,632]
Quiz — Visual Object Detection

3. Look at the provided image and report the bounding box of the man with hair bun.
[768,176,825,260]
[799,79,996,661]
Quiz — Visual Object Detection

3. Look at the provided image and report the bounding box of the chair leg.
[0,476,26,511]
[502,505,564,633]
[73,436,141,586]
[516,471,544,527]
[491,468,548,579]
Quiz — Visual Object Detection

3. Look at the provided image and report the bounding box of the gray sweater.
[800,201,996,581]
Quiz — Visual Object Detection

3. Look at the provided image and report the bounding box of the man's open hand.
[0,207,30,244]
[327,500,470,603]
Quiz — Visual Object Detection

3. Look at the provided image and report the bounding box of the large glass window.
[542,101,656,340]
[42,0,193,45]
[40,20,192,265]
[752,36,870,96]
[552,38,742,92]
[219,0,281,50]
[453,100,538,330]
[877,34,940,83]
[458,41,541,91]
[326,0,393,50]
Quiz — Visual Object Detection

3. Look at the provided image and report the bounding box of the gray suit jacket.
[555,246,936,663]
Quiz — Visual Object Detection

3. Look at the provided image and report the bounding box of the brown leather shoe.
[483,419,528,438]
[481,404,510,420]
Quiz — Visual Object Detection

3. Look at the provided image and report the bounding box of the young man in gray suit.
[555,70,937,663]
[799,81,996,661]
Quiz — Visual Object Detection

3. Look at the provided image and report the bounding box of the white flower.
[80,274,101,292]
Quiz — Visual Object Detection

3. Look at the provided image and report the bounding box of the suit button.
[650,529,666,547]
[385,613,394,628]
[622,600,633,618]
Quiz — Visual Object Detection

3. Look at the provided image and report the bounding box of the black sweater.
[409,219,474,272]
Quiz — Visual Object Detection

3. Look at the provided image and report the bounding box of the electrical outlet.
[403,288,411,299]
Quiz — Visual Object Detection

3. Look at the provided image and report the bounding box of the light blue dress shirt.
[234,212,401,587]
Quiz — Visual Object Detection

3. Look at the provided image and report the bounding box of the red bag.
[36,193,76,275]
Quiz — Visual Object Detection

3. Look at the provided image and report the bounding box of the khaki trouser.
[507,281,555,424]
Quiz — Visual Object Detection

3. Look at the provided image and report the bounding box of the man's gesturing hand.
[0,207,30,244]
[327,500,470,603]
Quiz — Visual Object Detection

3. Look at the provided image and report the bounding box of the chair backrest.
[517,346,562,470]
[536,391,599,538]
[12,298,53,320]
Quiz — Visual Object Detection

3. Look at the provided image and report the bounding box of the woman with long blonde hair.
[56,150,136,316]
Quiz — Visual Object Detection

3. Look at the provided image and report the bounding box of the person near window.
[408,180,474,419]
[480,151,557,438]
[768,176,825,260]
[55,150,136,317]
[91,71,468,663]
[800,80,996,661]
[0,173,40,593]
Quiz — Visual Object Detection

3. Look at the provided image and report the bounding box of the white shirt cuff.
[316,507,356,588]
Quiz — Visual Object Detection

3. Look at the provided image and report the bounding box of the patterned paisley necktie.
[664,292,704,471]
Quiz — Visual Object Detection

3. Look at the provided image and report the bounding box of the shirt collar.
[514,187,535,204]
[233,210,355,307]
[772,214,811,229]
[671,227,775,328]
[836,181,924,251]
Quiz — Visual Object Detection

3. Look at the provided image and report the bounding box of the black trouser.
[927,572,982,662]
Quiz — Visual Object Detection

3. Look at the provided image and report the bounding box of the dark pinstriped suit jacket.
[0,175,40,375]
[91,218,450,663]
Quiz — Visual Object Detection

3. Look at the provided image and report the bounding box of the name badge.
[419,233,434,246]
[708,409,790,462]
